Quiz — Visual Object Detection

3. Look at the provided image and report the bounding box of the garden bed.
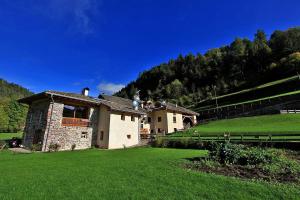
[184,143,300,184]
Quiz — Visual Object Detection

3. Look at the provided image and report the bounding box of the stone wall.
[42,101,98,151]
[23,99,50,149]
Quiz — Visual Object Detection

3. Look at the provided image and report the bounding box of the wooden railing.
[140,128,149,134]
[62,117,90,127]
[164,131,300,142]
[140,128,150,139]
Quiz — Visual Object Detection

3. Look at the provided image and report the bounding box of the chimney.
[82,87,89,96]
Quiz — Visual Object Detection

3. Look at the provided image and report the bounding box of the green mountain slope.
[0,79,33,132]
[115,27,300,108]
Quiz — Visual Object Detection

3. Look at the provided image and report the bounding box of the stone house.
[19,88,199,151]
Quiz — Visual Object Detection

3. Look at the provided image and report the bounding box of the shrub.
[31,143,42,151]
[0,140,8,150]
[153,138,214,149]
[262,149,300,176]
[48,143,60,152]
[245,148,273,165]
[208,142,275,165]
[155,137,164,147]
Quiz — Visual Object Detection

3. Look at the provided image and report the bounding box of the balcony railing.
[140,128,150,139]
[62,117,90,127]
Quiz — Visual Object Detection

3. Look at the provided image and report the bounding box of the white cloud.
[97,82,125,95]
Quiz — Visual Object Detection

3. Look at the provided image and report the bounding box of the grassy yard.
[0,148,299,200]
[193,114,300,134]
[0,132,22,140]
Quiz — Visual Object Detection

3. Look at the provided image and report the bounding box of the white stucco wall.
[150,110,168,134]
[166,112,184,133]
[108,111,139,149]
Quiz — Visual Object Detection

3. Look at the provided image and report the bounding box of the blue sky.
[0,0,300,96]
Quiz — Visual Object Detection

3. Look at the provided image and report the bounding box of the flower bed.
[185,142,300,184]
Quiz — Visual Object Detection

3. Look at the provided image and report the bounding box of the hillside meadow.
[191,114,300,134]
[0,132,22,140]
[0,148,299,200]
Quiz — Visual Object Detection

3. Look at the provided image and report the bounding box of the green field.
[170,114,300,141]
[194,114,300,133]
[0,148,299,200]
[0,132,22,140]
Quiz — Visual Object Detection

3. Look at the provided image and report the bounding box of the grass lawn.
[0,148,299,200]
[192,114,300,134]
[0,132,22,140]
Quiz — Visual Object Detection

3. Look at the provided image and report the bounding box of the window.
[127,134,131,139]
[158,128,161,133]
[173,116,177,123]
[174,128,178,132]
[131,115,135,122]
[121,114,125,121]
[151,129,154,133]
[140,124,144,129]
[100,131,104,140]
[148,117,151,123]
[63,105,89,119]
[81,132,88,139]
[158,117,162,122]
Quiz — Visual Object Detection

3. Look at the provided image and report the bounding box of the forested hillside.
[115,27,300,107]
[0,79,33,132]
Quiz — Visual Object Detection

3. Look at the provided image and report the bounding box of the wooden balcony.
[62,117,90,127]
[140,128,150,139]
[140,128,149,134]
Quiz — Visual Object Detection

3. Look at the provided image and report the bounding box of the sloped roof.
[99,95,199,116]
[165,102,199,116]
[46,90,100,104]
[18,91,145,115]
[19,91,198,116]
[99,94,133,107]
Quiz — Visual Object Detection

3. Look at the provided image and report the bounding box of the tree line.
[0,79,33,133]
[115,27,300,107]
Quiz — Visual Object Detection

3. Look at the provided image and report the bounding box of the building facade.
[19,89,198,151]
